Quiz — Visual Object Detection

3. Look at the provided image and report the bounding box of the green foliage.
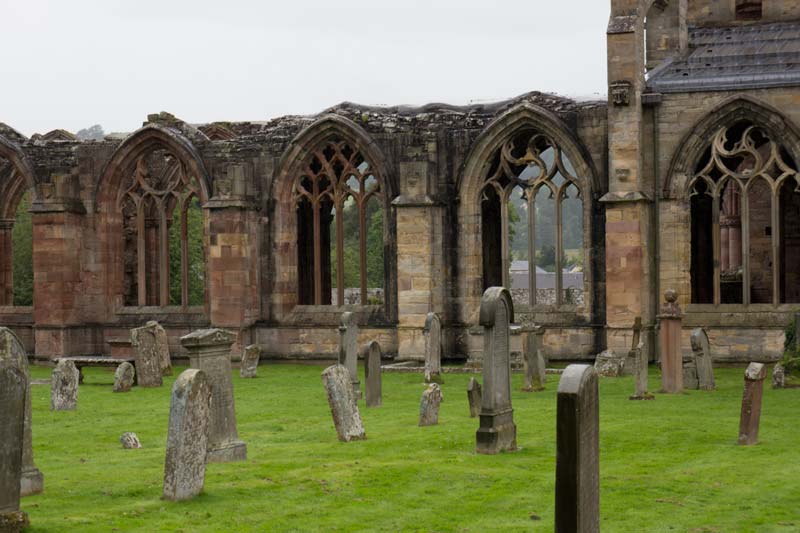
[782,316,800,373]
[168,198,205,306]
[12,192,33,306]
[330,198,384,290]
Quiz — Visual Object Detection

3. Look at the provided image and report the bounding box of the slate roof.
[647,21,800,93]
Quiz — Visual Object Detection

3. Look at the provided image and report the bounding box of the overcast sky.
[1,1,610,137]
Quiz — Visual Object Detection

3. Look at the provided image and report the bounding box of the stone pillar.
[555,364,600,533]
[476,287,517,455]
[363,341,382,408]
[658,290,683,393]
[338,312,360,397]
[0,364,29,532]
[181,329,247,462]
[423,312,442,384]
[0,219,13,306]
[738,362,767,446]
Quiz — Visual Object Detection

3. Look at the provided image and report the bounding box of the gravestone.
[629,342,654,400]
[0,364,29,532]
[772,362,785,389]
[682,352,699,390]
[364,341,382,408]
[476,287,517,454]
[130,323,164,388]
[555,364,599,533]
[691,328,715,391]
[738,362,767,446]
[522,326,545,392]
[50,359,79,411]
[181,329,247,462]
[163,369,212,501]
[658,289,683,393]
[240,344,260,378]
[623,317,642,375]
[321,364,366,442]
[0,327,44,496]
[423,312,443,384]
[467,378,482,418]
[120,432,142,449]
[338,312,361,398]
[419,383,443,426]
[594,349,625,377]
[147,321,172,376]
[113,362,135,393]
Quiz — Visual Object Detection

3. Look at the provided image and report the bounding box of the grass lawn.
[21,363,800,532]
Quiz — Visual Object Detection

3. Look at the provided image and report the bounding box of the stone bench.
[54,357,136,384]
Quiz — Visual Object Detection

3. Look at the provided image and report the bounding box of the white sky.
[0,0,610,137]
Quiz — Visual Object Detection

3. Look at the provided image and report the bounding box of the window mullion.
[712,191,721,306]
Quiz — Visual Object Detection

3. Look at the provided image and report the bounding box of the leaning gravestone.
[629,342,654,400]
[364,341,382,408]
[182,329,247,462]
[423,312,443,384]
[476,287,517,454]
[658,289,683,393]
[522,329,546,392]
[691,328,715,391]
[147,321,172,376]
[163,369,212,501]
[130,323,164,388]
[0,327,44,496]
[594,349,625,377]
[240,345,260,378]
[113,362,135,393]
[467,378,482,418]
[338,312,361,398]
[555,364,599,533]
[419,383,443,426]
[50,359,79,411]
[738,362,767,446]
[321,364,366,442]
[0,364,29,532]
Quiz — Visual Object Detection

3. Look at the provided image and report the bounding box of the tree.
[12,192,33,306]
[75,124,105,141]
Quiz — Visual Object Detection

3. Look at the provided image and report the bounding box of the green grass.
[22,364,800,532]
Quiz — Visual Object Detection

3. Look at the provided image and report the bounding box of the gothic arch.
[0,134,37,212]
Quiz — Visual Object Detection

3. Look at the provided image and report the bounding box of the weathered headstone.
[629,342,654,400]
[338,312,361,398]
[147,321,172,376]
[113,362,135,393]
[163,369,212,501]
[738,362,767,446]
[522,327,545,392]
[120,432,142,449]
[321,364,366,442]
[682,352,699,390]
[594,349,625,377]
[623,316,642,375]
[476,287,517,454]
[50,359,79,411]
[0,327,44,496]
[0,364,29,532]
[658,289,683,393]
[364,341,382,408]
[691,328,715,391]
[181,329,247,462]
[130,323,164,388]
[555,364,599,533]
[419,383,443,426]
[772,362,786,389]
[240,344,260,379]
[467,378,482,418]
[423,312,443,384]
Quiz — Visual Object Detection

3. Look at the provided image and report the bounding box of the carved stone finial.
[609,81,633,106]
[660,289,682,317]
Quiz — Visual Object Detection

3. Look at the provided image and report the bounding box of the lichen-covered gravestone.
[181,329,247,462]
[0,327,44,496]
[147,320,172,376]
[467,378,482,418]
[240,345,260,379]
[691,328,715,391]
[476,287,517,454]
[120,432,142,449]
[130,323,164,388]
[338,312,361,398]
[522,327,545,392]
[594,349,625,377]
[163,369,212,501]
[738,362,767,446]
[50,359,79,411]
[658,289,683,393]
[0,364,29,532]
[364,341,382,408]
[419,383,443,426]
[772,362,785,389]
[321,364,366,442]
[555,364,599,533]
[423,312,443,384]
[113,362,135,393]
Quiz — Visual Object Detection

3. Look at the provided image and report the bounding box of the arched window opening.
[780,179,800,303]
[0,158,32,308]
[10,191,32,307]
[736,1,762,21]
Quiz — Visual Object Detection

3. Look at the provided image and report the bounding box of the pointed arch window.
[0,162,32,308]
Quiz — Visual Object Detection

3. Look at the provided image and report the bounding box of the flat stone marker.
[50,359,79,411]
[419,383,443,426]
[321,364,366,442]
[131,323,164,388]
[467,378,482,418]
[113,362,135,393]
[120,432,142,449]
[163,369,212,501]
[147,321,172,376]
[423,312,443,384]
[476,287,517,454]
[364,341,382,408]
[338,312,361,398]
[629,342,654,400]
[522,327,545,392]
[181,329,247,462]
[0,327,44,496]
[738,362,767,446]
[0,364,29,532]
[240,344,260,378]
[555,364,599,533]
[691,328,715,391]
[658,289,683,393]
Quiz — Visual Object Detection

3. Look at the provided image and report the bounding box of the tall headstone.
[50,359,79,411]
[658,289,683,393]
[555,364,599,533]
[240,345,260,379]
[476,287,517,454]
[0,364,29,532]
[338,312,361,398]
[163,369,212,501]
[321,364,366,442]
[423,312,443,384]
[738,362,767,446]
[467,378,482,418]
[623,317,642,375]
[629,342,654,400]
[419,383,443,426]
[130,323,164,388]
[691,328,715,391]
[363,341,382,408]
[0,327,44,496]
[181,329,247,462]
[522,326,545,392]
[113,362,135,393]
[147,321,172,376]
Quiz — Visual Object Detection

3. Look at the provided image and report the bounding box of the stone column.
[338,312,360,397]
[181,329,247,462]
[738,362,767,446]
[658,290,683,393]
[0,364,29,532]
[0,219,13,306]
